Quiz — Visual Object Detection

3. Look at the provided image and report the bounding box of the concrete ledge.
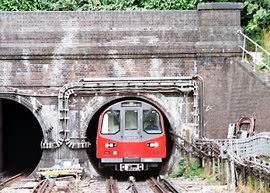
[198,3,243,10]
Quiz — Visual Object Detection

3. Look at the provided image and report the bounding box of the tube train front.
[96,100,166,171]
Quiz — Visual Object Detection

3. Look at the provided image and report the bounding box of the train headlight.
[105,142,117,148]
[147,142,159,148]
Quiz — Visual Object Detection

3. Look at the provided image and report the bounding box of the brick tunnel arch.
[85,96,175,176]
[0,98,43,176]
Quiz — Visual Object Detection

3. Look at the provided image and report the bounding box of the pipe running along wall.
[56,76,199,149]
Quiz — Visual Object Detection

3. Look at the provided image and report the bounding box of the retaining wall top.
[0,3,242,59]
[197,3,243,10]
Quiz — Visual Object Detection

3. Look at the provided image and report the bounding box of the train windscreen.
[125,110,138,130]
[143,110,162,134]
[101,110,120,134]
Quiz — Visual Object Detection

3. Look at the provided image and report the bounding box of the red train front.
[96,100,166,171]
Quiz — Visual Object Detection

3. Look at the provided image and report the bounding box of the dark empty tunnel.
[0,98,43,176]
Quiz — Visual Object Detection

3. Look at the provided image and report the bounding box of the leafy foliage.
[0,0,237,11]
[170,159,204,178]
[0,0,49,11]
[241,0,270,46]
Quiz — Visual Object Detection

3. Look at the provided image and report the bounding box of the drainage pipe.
[194,75,204,138]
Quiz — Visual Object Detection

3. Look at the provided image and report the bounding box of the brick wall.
[4,3,270,174]
[0,3,251,142]
[0,4,241,89]
[200,57,270,138]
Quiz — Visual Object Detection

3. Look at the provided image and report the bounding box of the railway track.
[148,177,167,193]
[107,176,119,193]
[127,176,139,193]
[32,179,54,193]
[126,176,182,193]
[148,177,181,193]
[160,177,182,193]
[0,175,75,193]
[0,173,24,191]
[0,174,229,192]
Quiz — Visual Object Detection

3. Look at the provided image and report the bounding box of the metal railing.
[217,133,270,158]
[238,30,270,72]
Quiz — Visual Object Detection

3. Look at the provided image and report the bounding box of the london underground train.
[96,100,166,171]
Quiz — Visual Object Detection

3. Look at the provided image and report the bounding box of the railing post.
[267,53,270,67]
[254,45,258,71]
[230,160,236,193]
[242,36,246,62]
[239,31,270,72]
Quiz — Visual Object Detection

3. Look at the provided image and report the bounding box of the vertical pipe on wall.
[0,99,2,172]
[193,82,199,139]
[198,78,204,138]
[193,74,204,138]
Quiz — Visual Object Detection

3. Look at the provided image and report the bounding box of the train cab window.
[101,110,120,134]
[125,110,138,130]
[143,110,162,134]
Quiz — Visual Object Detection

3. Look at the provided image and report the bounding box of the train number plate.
[120,163,144,171]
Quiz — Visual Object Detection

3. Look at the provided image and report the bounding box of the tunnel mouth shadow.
[85,96,174,177]
[0,98,43,176]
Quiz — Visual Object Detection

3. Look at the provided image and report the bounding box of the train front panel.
[96,100,166,171]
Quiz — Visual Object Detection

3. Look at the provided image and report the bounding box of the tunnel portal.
[85,97,174,176]
[0,3,246,177]
[0,99,43,176]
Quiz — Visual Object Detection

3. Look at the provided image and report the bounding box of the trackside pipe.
[58,76,201,150]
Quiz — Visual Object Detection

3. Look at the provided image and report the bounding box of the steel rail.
[163,178,182,193]
[0,173,23,190]
[149,177,166,193]
[32,179,51,193]
[107,176,119,193]
[128,176,139,193]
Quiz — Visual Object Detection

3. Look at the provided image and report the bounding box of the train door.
[122,107,142,158]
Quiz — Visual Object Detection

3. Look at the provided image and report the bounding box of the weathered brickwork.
[0,58,195,87]
[4,3,268,175]
[200,58,270,138]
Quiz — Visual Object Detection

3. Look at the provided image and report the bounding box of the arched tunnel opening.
[0,98,43,176]
[86,97,174,177]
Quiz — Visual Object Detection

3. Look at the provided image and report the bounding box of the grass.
[170,159,205,179]
[237,176,270,193]
[169,158,224,186]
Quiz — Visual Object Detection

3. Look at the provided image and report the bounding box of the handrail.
[237,30,270,71]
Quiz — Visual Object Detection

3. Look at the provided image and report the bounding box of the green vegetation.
[242,0,270,48]
[238,175,270,193]
[170,159,220,186]
[0,0,269,48]
[0,0,232,11]
[170,159,205,178]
